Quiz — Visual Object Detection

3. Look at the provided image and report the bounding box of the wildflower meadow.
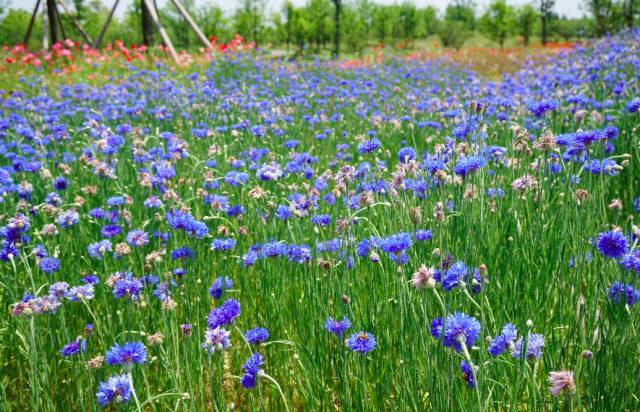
[1,26,640,412]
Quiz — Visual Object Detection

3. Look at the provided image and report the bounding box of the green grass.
[0,36,639,411]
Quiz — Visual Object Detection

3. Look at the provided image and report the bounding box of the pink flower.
[548,371,575,397]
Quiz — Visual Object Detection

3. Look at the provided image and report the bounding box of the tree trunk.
[141,0,156,46]
[46,0,58,46]
[541,16,547,45]
[332,0,341,58]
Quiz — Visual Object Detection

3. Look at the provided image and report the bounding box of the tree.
[585,0,614,35]
[445,0,476,31]
[396,1,418,47]
[621,0,638,27]
[372,4,392,44]
[480,0,516,48]
[198,4,229,43]
[233,0,265,46]
[307,0,332,52]
[539,0,554,44]
[342,3,366,55]
[437,20,471,49]
[331,0,342,58]
[0,9,40,47]
[419,6,439,37]
[517,3,538,45]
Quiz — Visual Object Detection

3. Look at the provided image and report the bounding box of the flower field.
[1,30,640,411]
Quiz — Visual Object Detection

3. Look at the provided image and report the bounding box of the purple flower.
[60,338,86,357]
[241,353,264,389]
[88,240,112,260]
[513,333,544,360]
[358,138,381,154]
[346,331,376,354]
[207,299,241,329]
[105,341,147,366]
[608,282,640,306]
[113,278,143,301]
[596,231,629,259]
[39,257,60,274]
[325,316,351,337]
[398,147,417,163]
[488,323,518,356]
[460,360,476,388]
[453,155,486,177]
[125,229,149,248]
[96,374,131,407]
[245,327,269,344]
[101,225,122,238]
[379,233,412,254]
[209,276,233,299]
[430,318,444,339]
[202,327,231,354]
[210,237,236,252]
[442,312,481,352]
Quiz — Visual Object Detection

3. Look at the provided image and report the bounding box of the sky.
[13,0,587,19]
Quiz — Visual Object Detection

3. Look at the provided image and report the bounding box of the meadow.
[0,31,640,411]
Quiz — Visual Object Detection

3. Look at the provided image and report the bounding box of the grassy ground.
[0,31,639,411]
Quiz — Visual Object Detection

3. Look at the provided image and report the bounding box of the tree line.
[0,0,638,54]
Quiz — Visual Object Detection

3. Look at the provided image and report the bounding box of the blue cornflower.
[207,299,241,329]
[311,214,331,226]
[379,233,412,254]
[415,229,432,242]
[442,312,481,352]
[585,159,619,176]
[245,327,269,344]
[513,333,544,360]
[443,261,468,291]
[529,99,558,118]
[143,196,164,208]
[626,97,640,113]
[346,331,376,354]
[210,237,236,251]
[96,374,131,408]
[113,278,143,300]
[202,327,231,354]
[82,274,100,285]
[57,210,80,228]
[620,251,640,274]
[60,338,86,357]
[53,176,68,190]
[209,276,233,299]
[608,282,640,306]
[106,196,126,207]
[398,147,417,163]
[453,155,486,177]
[105,341,147,366]
[460,360,476,388]
[325,316,351,337]
[241,353,264,389]
[488,323,518,356]
[430,318,444,339]
[125,229,149,248]
[39,257,60,274]
[257,162,284,181]
[275,205,293,220]
[49,282,70,299]
[101,225,122,238]
[171,246,194,260]
[88,240,112,260]
[67,284,95,301]
[358,138,381,154]
[596,231,629,258]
